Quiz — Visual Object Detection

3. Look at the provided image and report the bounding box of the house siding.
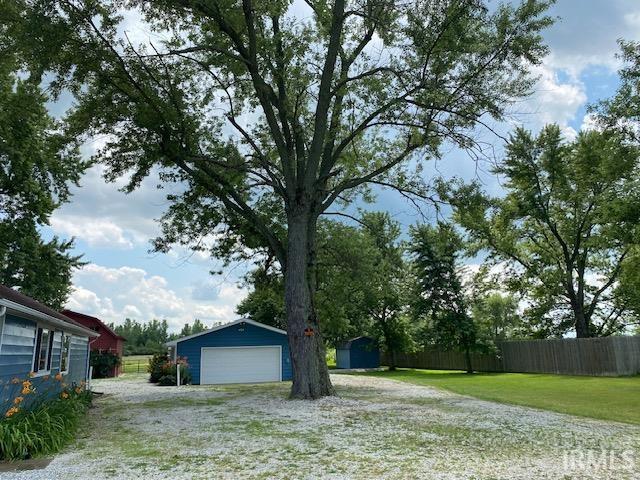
[0,313,91,413]
[176,322,292,385]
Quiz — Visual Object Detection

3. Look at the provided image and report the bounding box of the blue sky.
[41,1,640,332]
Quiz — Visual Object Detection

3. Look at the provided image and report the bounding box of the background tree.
[239,213,415,362]
[8,0,552,397]
[471,292,520,350]
[358,212,414,369]
[410,223,476,372]
[112,318,170,355]
[447,126,640,338]
[0,57,86,308]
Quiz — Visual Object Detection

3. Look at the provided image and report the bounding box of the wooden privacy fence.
[382,336,640,376]
[499,336,640,376]
[383,350,504,372]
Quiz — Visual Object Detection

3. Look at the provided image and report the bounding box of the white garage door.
[200,346,281,385]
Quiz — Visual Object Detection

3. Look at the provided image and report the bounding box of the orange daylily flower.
[74,387,82,394]
[5,406,19,417]
[54,373,63,381]
[60,391,69,399]
[13,396,24,404]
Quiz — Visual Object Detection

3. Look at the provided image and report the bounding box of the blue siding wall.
[0,314,36,378]
[0,313,90,413]
[349,337,380,369]
[336,348,350,369]
[177,322,291,384]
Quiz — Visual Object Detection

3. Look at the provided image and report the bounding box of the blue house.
[0,285,98,412]
[166,318,291,385]
[336,336,380,369]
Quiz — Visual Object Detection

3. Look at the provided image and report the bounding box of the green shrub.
[0,386,92,460]
[90,351,121,378]
[158,375,177,386]
[148,354,191,385]
[148,353,169,383]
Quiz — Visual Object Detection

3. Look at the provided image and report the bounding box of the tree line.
[109,318,211,355]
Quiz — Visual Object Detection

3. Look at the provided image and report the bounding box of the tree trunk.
[285,212,335,399]
[464,346,473,374]
[572,292,591,338]
[388,350,397,371]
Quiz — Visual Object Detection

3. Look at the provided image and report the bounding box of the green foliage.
[471,293,521,351]
[147,353,191,385]
[148,353,169,383]
[89,351,121,378]
[410,223,477,371]
[111,319,169,355]
[239,213,416,356]
[0,54,87,309]
[0,387,91,460]
[447,125,640,338]
[177,319,209,339]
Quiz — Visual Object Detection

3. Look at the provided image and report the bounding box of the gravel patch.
[1,373,638,480]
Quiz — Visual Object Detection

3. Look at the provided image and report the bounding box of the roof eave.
[0,298,99,338]
[165,318,287,346]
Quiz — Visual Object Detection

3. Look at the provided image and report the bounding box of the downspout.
[86,335,99,388]
[0,306,6,356]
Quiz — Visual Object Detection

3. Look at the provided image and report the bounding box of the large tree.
[410,222,476,373]
[0,56,86,308]
[447,126,640,338]
[7,0,552,397]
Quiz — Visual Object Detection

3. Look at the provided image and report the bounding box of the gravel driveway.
[1,373,638,480]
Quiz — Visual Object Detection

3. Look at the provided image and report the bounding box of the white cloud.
[50,216,135,249]
[66,263,247,332]
[525,64,587,130]
[49,163,174,250]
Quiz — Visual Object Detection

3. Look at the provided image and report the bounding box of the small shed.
[336,336,380,369]
[165,318,291,385]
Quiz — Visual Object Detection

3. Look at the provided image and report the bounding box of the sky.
[40,0,640,332]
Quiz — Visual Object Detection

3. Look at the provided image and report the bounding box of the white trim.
[199,345,283,384]
[0,305,6,355]
[31,324,55,377]
[0,298,98,338]
[59,332,72,375]
[166,318,287,346]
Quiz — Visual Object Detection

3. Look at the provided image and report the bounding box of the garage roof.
[165,318,286,346]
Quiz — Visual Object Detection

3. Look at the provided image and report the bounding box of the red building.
[61,310,126,376]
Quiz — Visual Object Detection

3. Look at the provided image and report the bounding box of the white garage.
[200,346,282,384]
[165,318,292,385]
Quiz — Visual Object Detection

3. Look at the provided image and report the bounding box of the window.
[33,327,54,374]
[60,333,71,373]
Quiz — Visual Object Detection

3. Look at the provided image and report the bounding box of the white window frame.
[31,324,54,377]
[60,332,72,375]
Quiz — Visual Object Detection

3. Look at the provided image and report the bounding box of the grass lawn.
[358,368,640,424]
[121,355,152,374]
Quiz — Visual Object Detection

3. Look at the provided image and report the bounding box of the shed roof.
[0,285,98,337]
[61,309,126,340]
[165,318,286,346]
[337,336,375,350]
